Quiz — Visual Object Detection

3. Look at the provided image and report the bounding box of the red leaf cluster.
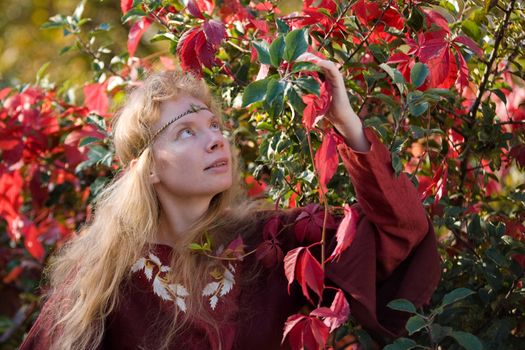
[310,289,350,332]
[288,0,346,40]
[302,81,331,131]
[353,0,404,44]
[284,247,324,303]
[0,88,100,262]
[256,216,284,267]
[294,204,337,243]
[176,20,226,75]
[389,9,482,92]
[282,313,329,350]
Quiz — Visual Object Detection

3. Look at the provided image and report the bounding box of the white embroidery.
[132,253,188,312]
[132,253,237,311]
[201,264,236,310]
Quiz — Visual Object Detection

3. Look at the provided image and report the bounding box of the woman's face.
[149,95,233,199]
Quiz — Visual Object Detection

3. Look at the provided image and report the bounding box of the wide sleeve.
[325,127,441,341]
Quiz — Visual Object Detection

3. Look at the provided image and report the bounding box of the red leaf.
[509,144,525,169]
[327,204,359,262]
[310,289,350,332]
[285,244,325,302]
[0,87,11,100]
[194,30,215,68]
[455,49,469,92]
[203,20,226,47]
[282,314,330,350]
[120,0,133,14]
[425,45,450,87]
[314,130,339,199]
[24,224,45,261]
[424,9,450,32]
[263,215,281,240]
[83,82,109,116]
[195,0,215,15]
[298,249,325,303]
[294,204,337,243]
[256,239,284,268]
[127,17,152,57]
[219,235,245,260]
[282,314,306,348]
[284,246,305,294]
[245,174,266,197]
[454,35,483,58]
[301,82,331,130]
[177,28,203,73]
[187,0,205,19]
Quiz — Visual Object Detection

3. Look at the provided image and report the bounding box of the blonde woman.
[20,56,440,350]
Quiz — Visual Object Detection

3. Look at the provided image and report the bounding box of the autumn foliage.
[1,0,525,349]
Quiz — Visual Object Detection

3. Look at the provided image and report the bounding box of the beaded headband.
[137,103,210,157]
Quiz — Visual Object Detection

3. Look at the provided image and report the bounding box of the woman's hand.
[296,53,370,152]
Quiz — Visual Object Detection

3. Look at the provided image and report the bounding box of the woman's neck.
[154,195,212,249]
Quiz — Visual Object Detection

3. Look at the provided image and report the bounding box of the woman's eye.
[179,128,195,139]
[211,121,221,131]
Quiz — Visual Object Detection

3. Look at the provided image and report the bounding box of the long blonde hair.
[40,70,263,349]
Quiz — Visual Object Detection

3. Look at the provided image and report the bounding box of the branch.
[342,0,395,67]
[469,0,517,121]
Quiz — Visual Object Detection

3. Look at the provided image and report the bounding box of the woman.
[20,56,441,350]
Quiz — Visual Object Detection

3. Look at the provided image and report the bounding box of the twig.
[342,0,395,67]
[469,0,517,121]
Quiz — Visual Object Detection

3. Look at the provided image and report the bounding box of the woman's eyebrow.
[167,113,218,133]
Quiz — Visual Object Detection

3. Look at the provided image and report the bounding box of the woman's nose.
[206,131,225,152]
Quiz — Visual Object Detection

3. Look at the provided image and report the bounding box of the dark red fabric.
[20,127,441,349]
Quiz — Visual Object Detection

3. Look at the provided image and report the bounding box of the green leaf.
[369,44,388,63]
[441,288,475,307]
[461,19,482,41]
[485,247,510,267]
[87,114,107,131]
[73,0,86,21]
[41,15,67,29]
[450,331,483,350]
[79,136,101,147]
[253,41,271,65]
[121,8,147,24]
[387,299,417,313]
[287,86,305,114]
[379,63,405,95]
[276,18,290,34]
[291,62,321,73]
[266,80,285,118]
[295,76,320,95]
[242,79,270,107]
[391,153,403,176]
[407,6,424,31]
[410,63,429,88]
[36,62,51,83]
[269,35,285,67]
[284,29,308,62]
[406,315,427,335]
[383,338,418,350]
[407,91,429,116]
[492,89,507,104]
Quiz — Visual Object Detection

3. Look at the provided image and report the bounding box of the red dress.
[20,128,441,349]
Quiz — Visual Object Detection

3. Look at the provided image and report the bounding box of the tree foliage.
[1,0,524,349]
